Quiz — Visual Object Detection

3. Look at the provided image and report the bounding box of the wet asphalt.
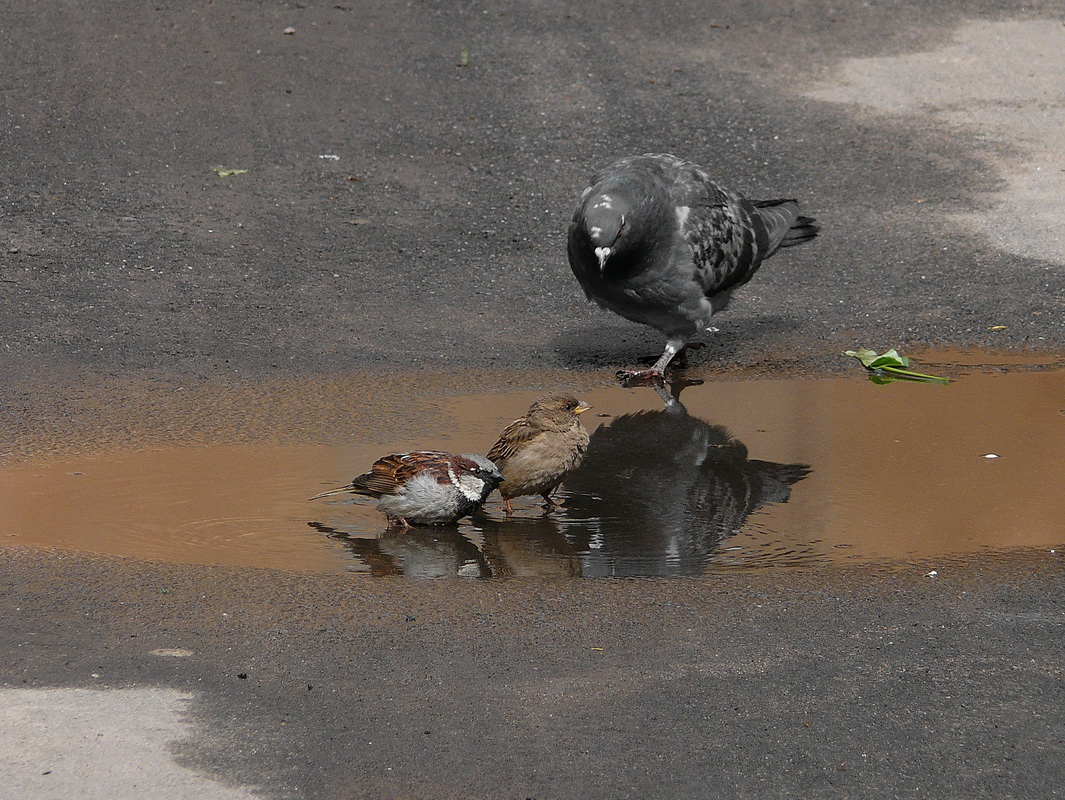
[2,1,1064,798]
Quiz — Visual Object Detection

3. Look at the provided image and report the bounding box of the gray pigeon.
[567,153,818,384]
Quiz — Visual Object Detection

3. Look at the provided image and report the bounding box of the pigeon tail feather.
[752,199,819,254]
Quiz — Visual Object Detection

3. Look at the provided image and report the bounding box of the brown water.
[2,353,1063,577]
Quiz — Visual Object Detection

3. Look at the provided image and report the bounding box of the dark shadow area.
[550,314,799,371]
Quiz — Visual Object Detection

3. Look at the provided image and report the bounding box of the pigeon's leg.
[616,337,686,386]
[503,498,515,516]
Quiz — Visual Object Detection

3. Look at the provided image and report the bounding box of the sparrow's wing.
[486,419,541,464]
[353,451,450,495]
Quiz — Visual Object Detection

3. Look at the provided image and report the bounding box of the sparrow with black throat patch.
[486,394,591,514]
[309,450,502,528]
[568,153,819,385]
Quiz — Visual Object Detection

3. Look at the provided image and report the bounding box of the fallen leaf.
[457,47,470,67]
[844,348,949,384]
[213,167,249,177]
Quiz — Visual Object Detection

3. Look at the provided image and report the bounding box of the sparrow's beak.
[575,401,592,414]
[594,246,611,272]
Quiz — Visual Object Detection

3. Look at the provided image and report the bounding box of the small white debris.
[150,648,194,657]
[981,453,1000,459]
[319,154,340,161]
[925,570,938,578]
[283,26,296,35]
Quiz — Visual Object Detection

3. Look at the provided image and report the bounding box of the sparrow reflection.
[309,522,491,578]
[560,383,811,577]
[472,515,583,578]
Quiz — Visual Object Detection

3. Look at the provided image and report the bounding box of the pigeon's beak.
[594,246,611,272]
[574,401,592,415]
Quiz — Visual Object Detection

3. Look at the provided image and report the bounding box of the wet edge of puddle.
[5,348,1063,464]
[3,349,1064,577]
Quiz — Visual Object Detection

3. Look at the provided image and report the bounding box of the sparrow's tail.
[753,199,819,254]
[308,485,351,501]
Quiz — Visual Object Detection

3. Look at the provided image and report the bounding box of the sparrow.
[309,450,502,528]
[486,394,592,514]
[568,153,819,385]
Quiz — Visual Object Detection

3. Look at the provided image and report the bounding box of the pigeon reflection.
[308,521,492,578]
[559,383,811,577]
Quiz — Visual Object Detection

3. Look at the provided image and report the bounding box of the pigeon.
[486,394,592,514]
[309,450,502,527]
[568,153,819,384]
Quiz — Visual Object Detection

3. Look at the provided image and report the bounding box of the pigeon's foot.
[616,367,668,387]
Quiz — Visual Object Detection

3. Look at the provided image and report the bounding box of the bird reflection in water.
[309,383,811,578]
[559,382,812,577]
[308,521,492,578]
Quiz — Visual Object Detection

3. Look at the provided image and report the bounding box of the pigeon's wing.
[670,170,771,297]
[352,451,449,496]
[486,419,542,465]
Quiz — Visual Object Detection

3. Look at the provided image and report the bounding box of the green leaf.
[867,348,909,369]
[844,347,949,385]
[457,47,470,67]
[843,348,881,368]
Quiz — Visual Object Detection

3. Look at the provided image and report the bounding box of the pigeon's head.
[580,192,631,272]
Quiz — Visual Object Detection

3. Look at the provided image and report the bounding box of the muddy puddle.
[2,352,1063,578]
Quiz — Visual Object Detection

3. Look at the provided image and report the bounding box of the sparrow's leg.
[617,337,686,387]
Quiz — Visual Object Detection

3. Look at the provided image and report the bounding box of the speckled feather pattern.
[568,153,816,342]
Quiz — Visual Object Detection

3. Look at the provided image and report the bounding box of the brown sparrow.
[486,394,591,514]
[310,450,502,527]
